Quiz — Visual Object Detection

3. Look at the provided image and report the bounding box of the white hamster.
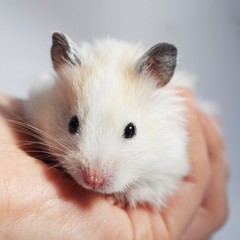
[25,32,193,209]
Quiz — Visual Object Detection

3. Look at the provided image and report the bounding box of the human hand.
[0,90,228,240]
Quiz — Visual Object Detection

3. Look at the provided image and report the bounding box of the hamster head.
[30,33,188,205]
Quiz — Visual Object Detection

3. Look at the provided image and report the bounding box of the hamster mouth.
[79,179,114,194]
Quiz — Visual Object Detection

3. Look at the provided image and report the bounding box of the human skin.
[0,89,228,240]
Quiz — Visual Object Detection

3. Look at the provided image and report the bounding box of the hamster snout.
[82,167,106,189]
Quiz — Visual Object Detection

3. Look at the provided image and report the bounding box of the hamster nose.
[82,168,105,188]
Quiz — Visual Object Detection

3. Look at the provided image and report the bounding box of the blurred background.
[0,0,239,238]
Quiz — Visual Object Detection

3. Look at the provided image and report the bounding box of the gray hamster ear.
[51,32,81,70]
[136,43,177,87]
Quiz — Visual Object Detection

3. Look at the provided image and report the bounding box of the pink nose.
[82,168,105,188]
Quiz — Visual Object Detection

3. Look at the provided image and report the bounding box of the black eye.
[68,115,79,134]
[123,123,136,139]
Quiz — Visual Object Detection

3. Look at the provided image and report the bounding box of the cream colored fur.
[25,39,194,208]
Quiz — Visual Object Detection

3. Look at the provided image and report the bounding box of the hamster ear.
[51,32,81,70]
[136,43,177,87]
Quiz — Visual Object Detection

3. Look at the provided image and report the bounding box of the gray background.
[0,1,239,239]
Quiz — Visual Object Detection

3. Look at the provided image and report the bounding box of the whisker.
[18,139,68,155]
[6,118,72,152]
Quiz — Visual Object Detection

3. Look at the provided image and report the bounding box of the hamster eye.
[68,115,79,134]
[123,123,136,139]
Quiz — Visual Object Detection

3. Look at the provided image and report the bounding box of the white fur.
[25,38,195,209]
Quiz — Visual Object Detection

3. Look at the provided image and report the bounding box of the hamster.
[25,32,192,209]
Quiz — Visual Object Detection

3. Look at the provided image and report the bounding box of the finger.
[199,112,228,178]
[176,88,211,182]
[127,207,155,240]
[181,166,228,240]
[181,113,228,240]
[160,96,211,239]
[127,206,171,240]
[197,112,228,226]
